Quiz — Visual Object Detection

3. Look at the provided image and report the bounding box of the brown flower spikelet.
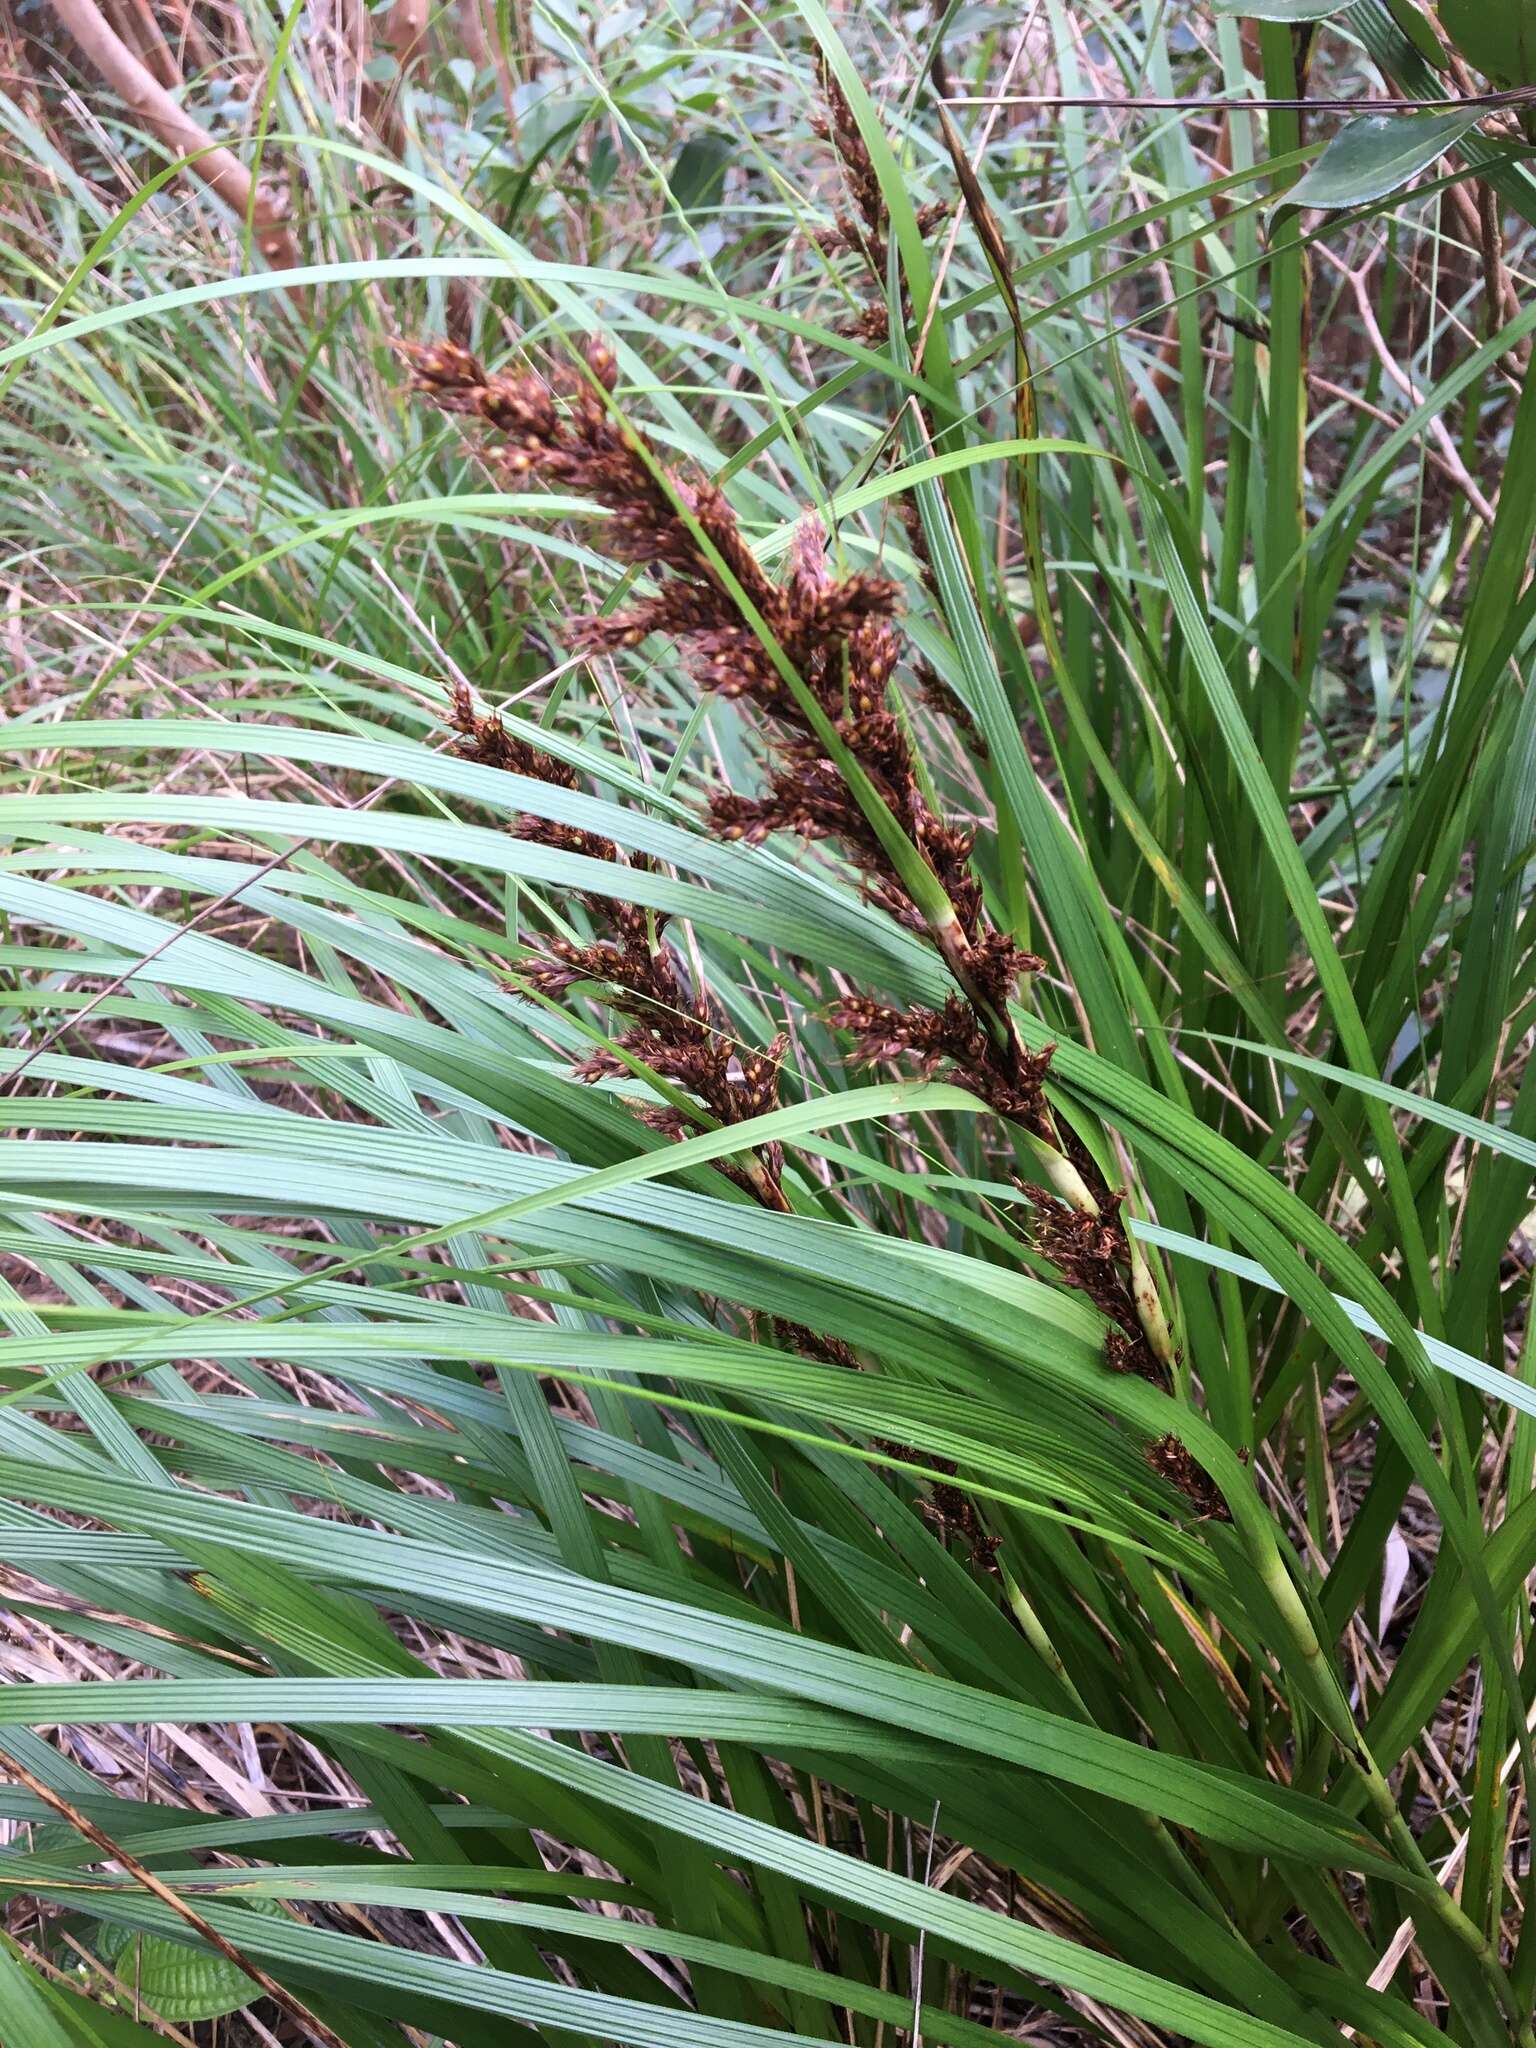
[1032,1194,1169,1388]
[443,677,788,1198]
[1146,1434,1230,1524]
[809,61,948,403]
[830,992,1054,1133]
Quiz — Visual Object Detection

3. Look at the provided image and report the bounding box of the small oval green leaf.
[668,136,731,218]
[95,1903,284,2024]
[96,1929,250,2023]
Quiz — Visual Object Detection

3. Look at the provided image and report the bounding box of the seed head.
[1145,1434,1230,1523]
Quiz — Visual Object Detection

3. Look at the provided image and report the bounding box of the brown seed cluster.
[873,1433,1002,1573]
[447,681,789,1202]
[1145,1434,1228,1524]
[829,990,1055,1135]
[808,66,960,678]
[403,339,1024,1002]
[408,334,1212,1526]
[917,659,987,757]
[1028,1181,1224,1515]
[811,60,947,291]
[779,1320,1000,1573]
[1033,1196,1162,1385]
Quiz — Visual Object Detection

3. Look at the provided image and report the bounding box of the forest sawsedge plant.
[401,330,1216,1515]
[396,324,1536,2048]
[6,2,1536,2044]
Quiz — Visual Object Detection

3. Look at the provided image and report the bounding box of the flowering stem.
[404,331,1207,1504]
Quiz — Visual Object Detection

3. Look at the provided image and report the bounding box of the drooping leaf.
[1285,107,1483,210]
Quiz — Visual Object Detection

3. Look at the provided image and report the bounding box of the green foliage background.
[3,0,1536,2040]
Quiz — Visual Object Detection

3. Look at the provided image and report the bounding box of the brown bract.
[811,58,946,281]
[830,992,1054,1133]
[1035,1197,1165,1388]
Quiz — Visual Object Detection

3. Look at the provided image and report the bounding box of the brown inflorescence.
[811,59,947,281]
[1034,1197,1164,1388]
[811,61,890,275]
[916,658,986,757]
[838,303,890,347]
[446,678,788,1202]
[819,60,950,411]
[407,332,1212,1525]
[1145,1434,1228,1524]
[875,1433,1003,1573]
[404,342,1022,986]
[829,991,1055,1135]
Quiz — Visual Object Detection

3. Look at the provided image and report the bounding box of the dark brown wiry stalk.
[404,334,1204,1514]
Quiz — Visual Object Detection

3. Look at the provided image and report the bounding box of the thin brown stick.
[0,1747,349,2048]
[1449,179,1522,331]
[0,839,312,1096]
[46,0,303,272]
[942,88,1534,114]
